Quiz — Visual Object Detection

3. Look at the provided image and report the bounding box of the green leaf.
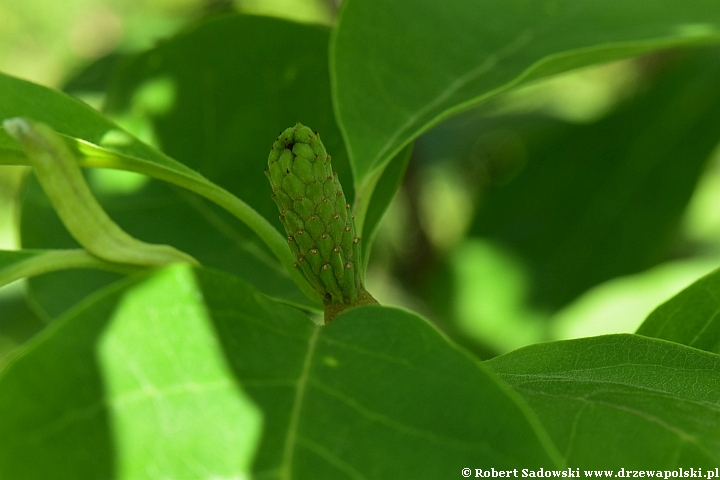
[104,14,353,239]
[97,268,262,478]
[332,0,720,183]
[0,283,45,370]
[485,334,720,468]
[0,72,171,167]
[291,305,561,474]
[19,173,317,319]
[62,52,130,97]
[0,279,118,479]
[0,265,561,478]
[0,268,261,479]
[637,267,720,354]
[0,247,137,321]
[0,71,317,304]
[467,47,720,309]
[358,142,413,267]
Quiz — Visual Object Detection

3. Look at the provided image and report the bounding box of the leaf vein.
[309,379,495,452]
[296,436,369,480]
[280,326,320,480]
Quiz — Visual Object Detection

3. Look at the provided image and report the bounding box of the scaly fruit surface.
[265,123,377,322]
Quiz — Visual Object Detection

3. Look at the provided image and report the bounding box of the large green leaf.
[0,264,561,478]
[486,334,720,468]
[332,0,720,183]
[464,48,720,309]
[637,268,720,354]
[104,14,353,238]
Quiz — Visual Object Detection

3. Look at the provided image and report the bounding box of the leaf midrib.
[280,326,320,480]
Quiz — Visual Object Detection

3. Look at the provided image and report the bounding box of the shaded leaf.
[332,0,720,183]
[0,284,45,369]
[0,281,121,479]
[63,52,130,97]
[104,14,353,239]
[360,142,413,266]
[486,334,720,468]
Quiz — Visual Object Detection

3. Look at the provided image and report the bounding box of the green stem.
[72,140,320,303]
[1,127,320,304]
[0,249,140,289]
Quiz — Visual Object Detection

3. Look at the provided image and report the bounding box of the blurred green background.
[2,0,720,362]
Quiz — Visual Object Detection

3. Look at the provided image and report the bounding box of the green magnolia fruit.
[265,123,377,322]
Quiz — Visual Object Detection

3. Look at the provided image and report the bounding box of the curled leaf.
[3,117,198,268]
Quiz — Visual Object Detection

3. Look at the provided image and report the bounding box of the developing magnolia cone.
[265,122,377,322]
